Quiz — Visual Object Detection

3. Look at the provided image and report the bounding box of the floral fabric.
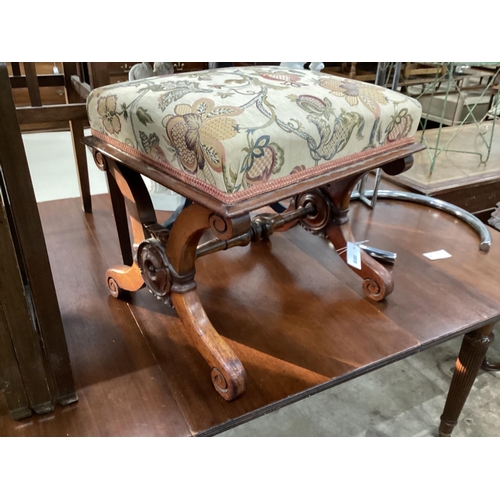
[87,66,422,199]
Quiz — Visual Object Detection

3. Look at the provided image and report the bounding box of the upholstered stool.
[84,66,423,400]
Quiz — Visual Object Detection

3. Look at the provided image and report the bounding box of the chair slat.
[23,62,42,107]
[10,62,21,76]
[16,103,87,124]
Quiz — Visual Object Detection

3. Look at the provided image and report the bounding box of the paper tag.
[347,241,362,270]
[423,249,452,261]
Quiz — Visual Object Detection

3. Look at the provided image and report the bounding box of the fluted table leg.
[439,324,494,437]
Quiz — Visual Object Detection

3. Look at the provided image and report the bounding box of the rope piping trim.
[91,129,414,204]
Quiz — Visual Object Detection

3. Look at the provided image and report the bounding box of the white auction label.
[347,241,362,270]
[423,249,452,261]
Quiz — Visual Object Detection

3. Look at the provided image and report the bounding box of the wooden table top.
[1,193,499,436]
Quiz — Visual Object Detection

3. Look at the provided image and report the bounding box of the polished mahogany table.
[1,193,498,436]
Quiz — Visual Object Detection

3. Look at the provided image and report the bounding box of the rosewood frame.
[84,135,424,400]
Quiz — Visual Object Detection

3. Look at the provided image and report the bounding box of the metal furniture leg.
[351,189,492,252]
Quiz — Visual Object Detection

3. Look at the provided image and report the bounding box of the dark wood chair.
[8,62,93,212]
[0,62,77,419]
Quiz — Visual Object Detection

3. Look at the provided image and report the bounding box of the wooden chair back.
[8,62,95,212]
[0,62,77,418]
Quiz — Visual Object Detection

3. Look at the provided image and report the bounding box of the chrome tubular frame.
[351,190,492,252]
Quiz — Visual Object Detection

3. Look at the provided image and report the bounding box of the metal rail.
[351,190,492,252]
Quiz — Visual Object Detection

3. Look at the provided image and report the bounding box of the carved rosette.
[93,150,108,171]
[137,238,173,305]
[209,213,229,238]
[295,189,331,236]
[107,276,125,299]
[209,365,246,400]
[211,368,229,394]
[362,277,393,302]
[209,213,251,241]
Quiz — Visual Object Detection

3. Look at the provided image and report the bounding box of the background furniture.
[70,62,209,88]
[360,62,500,224]
[0,63,77,419]
[7,62,92,213]
[407,63,500,169]
[8,62,68,132]
[0,181,49,420]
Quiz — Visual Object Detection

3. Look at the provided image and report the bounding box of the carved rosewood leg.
[164,204,251,400]
[92,151,158,298]
[327,219,394,301]
[439,325,494,437]
[91,150,249,400]
[106,168,133,267]
[302,176,394,301]
[305,156,414,301]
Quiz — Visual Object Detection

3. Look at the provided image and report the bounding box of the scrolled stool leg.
[105,265,145,299]
[362,277,390,302]
[295,183,394,302]
[171,290,247,401]
[165,203,250,400]
[107,276,127,299]
[326,222,394,301]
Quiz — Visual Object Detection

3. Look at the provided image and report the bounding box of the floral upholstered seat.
[85,66,425,401]
[87,66,422,203]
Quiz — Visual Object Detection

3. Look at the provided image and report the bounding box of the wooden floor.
[2,192,500,436]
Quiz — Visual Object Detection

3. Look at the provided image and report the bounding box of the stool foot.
[312,156,413,301]
[106,264,144,298]
[293,177,394,301]
[172,290,246,401]
[91,155,157,299]
[327,222,394,301]
[304,175,394,301]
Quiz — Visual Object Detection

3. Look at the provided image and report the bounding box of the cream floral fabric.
[87,66,422,198]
